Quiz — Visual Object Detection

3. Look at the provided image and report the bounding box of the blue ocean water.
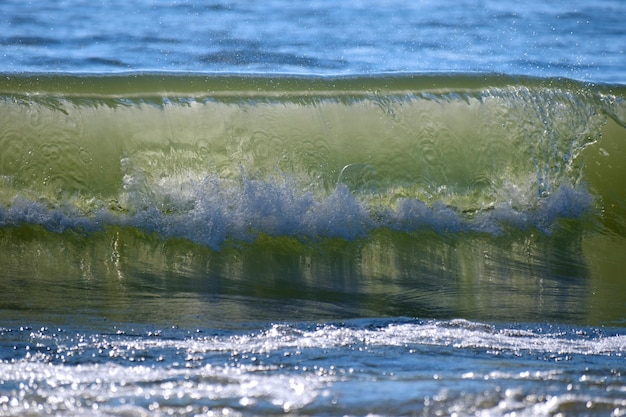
[1,1,625,416]
[0,0,624,82]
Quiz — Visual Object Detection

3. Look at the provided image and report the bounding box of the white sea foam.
[0,361,329,416]
[0,171,593,250]
[2,320,623,416]
[187,320,625,357]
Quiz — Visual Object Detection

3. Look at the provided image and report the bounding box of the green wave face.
[0,74,625,243]
[1,73,626,325]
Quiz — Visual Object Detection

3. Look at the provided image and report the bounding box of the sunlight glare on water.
[0,320,624,416]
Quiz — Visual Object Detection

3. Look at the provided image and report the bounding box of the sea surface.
[1,1,625,416]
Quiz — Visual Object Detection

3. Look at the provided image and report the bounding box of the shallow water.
[1,1,626,416]
[1,319,625,416]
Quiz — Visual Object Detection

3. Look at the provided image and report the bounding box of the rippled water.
[1,0,624,82]
[1,320,625,416]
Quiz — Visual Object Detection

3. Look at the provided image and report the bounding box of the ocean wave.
[0,73,624,247]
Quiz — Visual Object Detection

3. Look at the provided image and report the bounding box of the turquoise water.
[1,1,626,416]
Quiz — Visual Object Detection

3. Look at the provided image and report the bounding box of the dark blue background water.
[1,0,625,83]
